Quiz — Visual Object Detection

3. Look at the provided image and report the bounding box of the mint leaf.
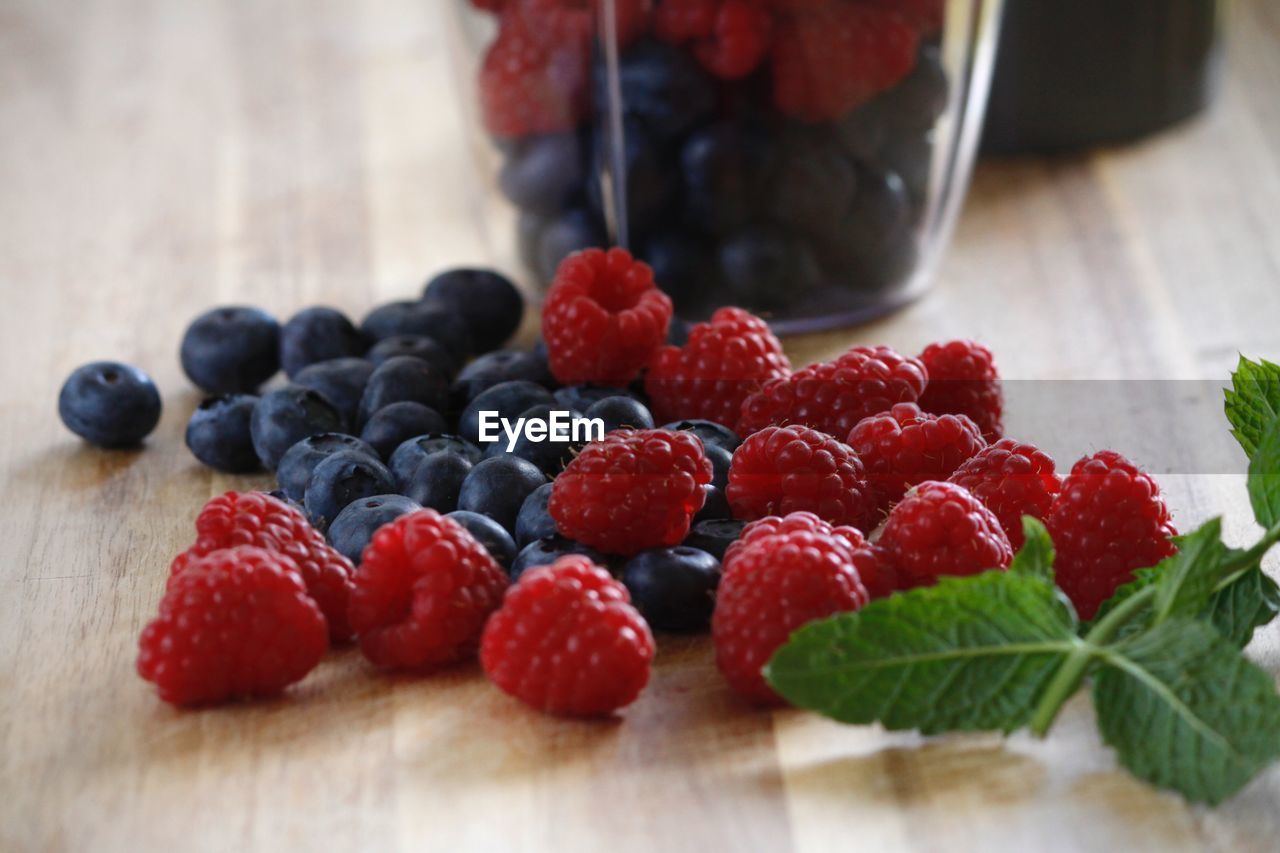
[1208,566,1280,647]
[765,571,1079,734]
[1151,518,1226,624]
[1225,355,1280,458]
[1008,517,1055,582]
[1248,420,1280,528]
[1093,619,1280,804]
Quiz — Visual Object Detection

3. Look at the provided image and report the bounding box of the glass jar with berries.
[448,0,1003,333]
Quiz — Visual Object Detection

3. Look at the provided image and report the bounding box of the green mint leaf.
[765,570,1079,735]
[1208,565,1280,647]
[1008,517,1055,581]
[1248,419,1280,528]
[1151,518,1226,624]
[1224,355,1280,458]
[1093,619,1280,804]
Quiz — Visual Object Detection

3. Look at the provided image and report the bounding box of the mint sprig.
[766,356,1280,805]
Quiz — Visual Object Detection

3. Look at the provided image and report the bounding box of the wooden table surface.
[4,1,1280,851]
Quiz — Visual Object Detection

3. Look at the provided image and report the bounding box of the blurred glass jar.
[449,0,1003,333]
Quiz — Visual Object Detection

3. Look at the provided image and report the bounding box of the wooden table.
[3,1,1280,850]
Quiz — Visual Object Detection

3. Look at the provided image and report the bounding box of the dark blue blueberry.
[660,419,742,452]
[682,123,778,236]
[510,536,606,581]
[403,450,474,512]
[279,306,365,378]
[457,456,547,533]
[446,510,518,569]
[553,384,639,412]
[820,168,917,292]
[360,401,448,460]
[718,226,821,310]
[185,394,260,472]
[451,349,555,410]
[682,517,745,561]
[303,450,395,534]
[388,433,482,490]
[667,317,693,347]
[514,482,556,547]
[356,355,450,428]
[276,433,379,502]
[359,300,471,362]
[773,133,858,238]
[587,120,676,241]
[293,357,375,428]
[266,489,306,515]
[327,494,421,564]
[422,268,525,354]
[365,335,457,376]
[249,386,345,470]
[703,442,732,490]
[535,208,606,285]
[693,483,733,522]
[497,132,586,214]
[482,404,588,476]
[460,380,555,447]
[179,306,280,394]
[874,133,932,209]
[58,361,162,448]
[639,232,715,313]
[872,46,948,133]
[621,546,720,632]
[585,395,654,433]
[597,39,716,144]
[517,211,546,273]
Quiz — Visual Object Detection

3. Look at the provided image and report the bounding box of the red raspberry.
[948,438,1062,550]
[737,344,928,438]
[170,491,355,642]
[479,13,589,138]
[348,510,508,670]
[917,339,1004,442]
[847,402,986,512]
[512,0,651,48]
[713,529,868,704]
[469,0,509,12]
[481,556,655,716]
[1046,451,1178,620]
[725,425,878,530]
[878,481,1013,589]
[865,0,942,35]
[771,3,919,122]
[550,428,713,554]
[644,306,791,426]
[542,248,674,386]
[138,546,328,706]
[654,0,718,41]
[696,0,773,79]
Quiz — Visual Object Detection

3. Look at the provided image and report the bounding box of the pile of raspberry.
[137,248,1178,714]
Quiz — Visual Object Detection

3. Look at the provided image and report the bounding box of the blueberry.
[621,546,720,632]
[357,355,450,428]
[597,39,716,143]
[249,386,346,470]
[693,483,733,522]
[457,456,547,532]
[639,232,715,312]
[360,300,471,361]
[682,123,777,236]
[423,268,525,354]
[498,131,586,214]
[276,433,379,502]
[266,489,306,515]
[303,450,395,533]
[510,536,606,580]
[179,306,280,393]
[293,357,375,428]
[58,361,162,448]
[667,317,693,347]
[366,335,457,376]
[585,396,654,433]
[535,208,606,285]
[683,517,745,561]
[874,133,932,209]
[446,510,518,569]
[660,419,742,452]
[517,211,546,273]
[873,46,948,133]
[327,494,421,564]
[388,433,482,490]
[185,394,260,472]
[718,226,821,311]
[451,350,555,409]
[460,380,555,447]
[482,403,587,476]
[820,168,917,292]
[279,306,365,378]
[403,450,474,512]
[553,384,639,412]
[360,401,448,460]
[587,120,676,240]
[773,133,858,238]
[514,482,556,547]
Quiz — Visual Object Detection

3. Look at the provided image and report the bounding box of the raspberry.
[725,425,878,530]
[694,0,773,79]
[170,491,355,642]
[737,344,928,439]
[542,248,674,386]
[847,402,986,511]
[1046,451,1178,620]
[479,13,589,138]
[513,0,651,48]
[347,510,508,670]
[878,481,1013,589]
[713,529,868,704]
[644,306,791,426]
[550,428,713,554]
[481,556,655,715]
[138,546,328,706]
[916,339,1004,442]
[654,0,718,42]
[948,438,1062,549]
[771,3,919,122]
[865,0,942,35]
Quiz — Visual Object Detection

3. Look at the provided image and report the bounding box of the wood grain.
[2,1,1280,850]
